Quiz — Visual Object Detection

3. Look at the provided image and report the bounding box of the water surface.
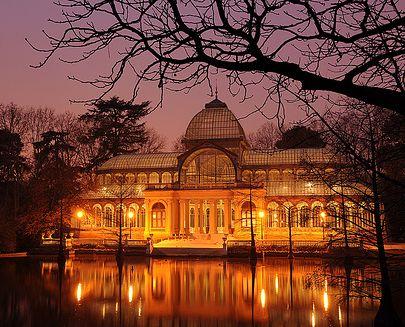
[0,256,397,326]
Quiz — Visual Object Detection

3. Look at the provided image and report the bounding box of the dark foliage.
[276,125,325,149]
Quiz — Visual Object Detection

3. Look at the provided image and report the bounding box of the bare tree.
[172,134,187,152]
[302,99,404,326]
[138,127,166,153]
[248,121,280,151]
[30,1,404,114]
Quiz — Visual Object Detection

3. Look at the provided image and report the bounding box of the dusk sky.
[0,1,309,145]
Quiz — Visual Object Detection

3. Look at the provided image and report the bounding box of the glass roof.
[242,148,333,166]
[185,99,246,140]
[99,153,181,171]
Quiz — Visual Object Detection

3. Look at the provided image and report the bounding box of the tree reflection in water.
[0,256,403,326]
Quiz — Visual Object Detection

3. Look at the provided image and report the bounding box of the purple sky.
[0,1,309,146]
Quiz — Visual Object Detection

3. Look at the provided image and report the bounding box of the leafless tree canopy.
[248,121,280,150]
[30,0,404,114]
[138,127,167,153]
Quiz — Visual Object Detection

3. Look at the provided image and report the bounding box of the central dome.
[185,98,246,141]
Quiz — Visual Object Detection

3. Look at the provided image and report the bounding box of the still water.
[0,256,396,326]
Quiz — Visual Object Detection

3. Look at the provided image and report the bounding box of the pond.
[0,256,402,326]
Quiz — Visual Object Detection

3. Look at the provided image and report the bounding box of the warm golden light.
[311,302,316,327]
[320,211,326,221]
[128,211,134,219]
[258,210,265,218]
[102,304,106,319]
[76,210,84,219]
[260,289,266,308]
[76,283,82,302]
[115,302,118,313]
[128,285,133,303]
[323,291,329,311]
[338,305,342,326]
[275,274,279,295]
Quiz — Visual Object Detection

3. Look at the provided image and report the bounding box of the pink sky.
[0,1,310,146]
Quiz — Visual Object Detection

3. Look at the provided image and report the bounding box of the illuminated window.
[137,173,147,184]
[241,201,256,227]
[267,202,279,227]
[161,172,172,184]
[312,205,323,227]
[104,206,114,227]
[137,206,145,227]
[298,205,310,227]
[189,207,195,228]
[149,172,159,184]
[93,205,102,227]
[151,202,166,228]
[181,148,236,187]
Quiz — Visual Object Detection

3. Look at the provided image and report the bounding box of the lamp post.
[128,210,134,240]
[320,211,326,240]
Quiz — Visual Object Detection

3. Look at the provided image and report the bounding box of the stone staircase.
[151,238,226,257]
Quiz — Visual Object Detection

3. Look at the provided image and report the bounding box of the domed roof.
[185,98,246,141]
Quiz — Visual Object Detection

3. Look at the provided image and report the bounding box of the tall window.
[312,205,322,227]
[181,148,236,187]
[151,202,166,228]
[189,207,195,228]
[327,204,339,228]
[104,206,114,227]
[267,203,279,227]
[137,207,145,227]
[241,201,256,227]
[93,205,102,227]
[217,208,224,228]
[298,205,310,227]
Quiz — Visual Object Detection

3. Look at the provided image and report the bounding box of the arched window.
[151,202,166,228]
[267,203,279,227]
[255,170,267,183]
[242,170,252,182]
[297,204,310,227]
[93,205,102,227]
[137,206,145,227]
[97,175,103,186]
[137,173,147,184]
[126,173,135,184]
[115,204,126,227]
[173,172,179,183]
[189,207,195,228]
[128,203,139,228]
[268,169,280,181]
[241,201,256,227]
[312,205,323,227]
[327,203,339,228]
[105,174,112,185]
[181,148,236,187]
[149,172,159,184]
[217,208,224,228]
[104,206,114,227]
[161,172,172,184]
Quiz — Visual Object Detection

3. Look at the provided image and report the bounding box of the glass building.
[77,98,373,241]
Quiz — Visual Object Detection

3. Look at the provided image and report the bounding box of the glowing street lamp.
[128,210,134,239]
[76,209,84,237]
[320,211,327,240]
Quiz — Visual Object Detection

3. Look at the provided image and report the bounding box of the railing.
[72,238,147,248]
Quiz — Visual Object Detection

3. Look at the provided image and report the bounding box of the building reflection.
[2,257,382,326]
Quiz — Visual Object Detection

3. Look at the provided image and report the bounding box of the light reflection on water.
[0,257,383,326]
